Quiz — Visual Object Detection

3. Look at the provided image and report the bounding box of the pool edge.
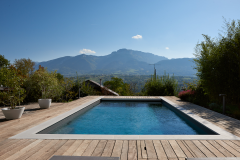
[9,96,240,140]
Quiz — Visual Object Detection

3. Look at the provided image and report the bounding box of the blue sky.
[1,0,240,63]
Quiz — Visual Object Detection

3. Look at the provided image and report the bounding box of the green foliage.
[28,68,60,99]
[180,81,209,106]
[142,73,179,96]
[0,67,26,109]
[61,77,76,102]
[13,58,35,77]
[194,19,240,105]
[104,77,133,96]
[56,73,64,82]
[0,55,10,68]
[81,81,100,96]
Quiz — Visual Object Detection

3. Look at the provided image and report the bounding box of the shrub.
[142,73,179,96]
[0,67,26,108]
[178,90,195,101]
[28,68,60,99]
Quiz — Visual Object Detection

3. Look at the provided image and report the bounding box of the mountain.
[155,58,196,76]
[35,49,196,76]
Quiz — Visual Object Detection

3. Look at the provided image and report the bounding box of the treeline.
[72,74,197,93]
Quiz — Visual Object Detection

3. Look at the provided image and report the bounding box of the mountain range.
[35,49,197,76]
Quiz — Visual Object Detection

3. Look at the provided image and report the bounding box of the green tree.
[62,77,76,101]
[28,68,60,99]
[142,73,179,96]
[14,58,35,77]
[0,55,10,68]
[0,67,26,108]
[104,77,133,96]
[194,19,240,104]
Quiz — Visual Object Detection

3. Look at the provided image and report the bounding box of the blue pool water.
[47,101,214,135]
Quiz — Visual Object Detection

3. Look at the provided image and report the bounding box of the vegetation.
[194,19,240,105]
[28,68,60,99]
[0,67,26,109]
[103,77,134,96]
[142,73,179,96]
[14,58,35,77]
[178,19,240,119]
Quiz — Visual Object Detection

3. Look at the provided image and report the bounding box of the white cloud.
[165,47,169,50]
[79,49,96,54]
[132,35,142,39]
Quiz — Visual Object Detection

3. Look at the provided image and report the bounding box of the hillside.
[36,49,196,76]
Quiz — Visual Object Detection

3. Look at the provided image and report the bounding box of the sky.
[1,0,240,63]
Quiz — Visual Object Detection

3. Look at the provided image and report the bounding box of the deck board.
[92,140,107,157]
[152,140,168,160]
[128,140,137,160]
[0,96,240,160]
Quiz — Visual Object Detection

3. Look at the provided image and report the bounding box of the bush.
[0,67,26,108]
[194,19,240,105]
[178,90,195,101]
[142,73,179,96]
[180,81,209,106]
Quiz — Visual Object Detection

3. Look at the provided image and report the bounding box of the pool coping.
[10,96,240,140]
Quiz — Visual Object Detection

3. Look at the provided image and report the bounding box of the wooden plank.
[92,140,107,157]
[120,140,128,160]
[26,140,59,160]
[231,140,240,147]
[16,140,51,160]
[0,139,24,156]
[52,140,76,156]
[0,140,35,160]
[82,140,99,156]
[152,140,168,160]
[176,140,194,158]
[4,140,43,160]
[72,140,92,156]
[207,140,234,157]
[216,140,240,157]
[184,140,206,158]
[111,140,123,157]
[37,140,68,160]
[192,140,216,158]
[160,140,178,160]
[224,140,240,152]
[145,140,157,159]
[102,140,115,157]
[63,140,83,156]
[140,140,147,159]
[128,140,137,160]
[0,139,15,148]
[169,140,186,159]
[200,140,225,158]
[136,140,142,159]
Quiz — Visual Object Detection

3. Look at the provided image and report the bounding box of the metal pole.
[79,88,81,99]
[219,94,226,114]
[223,95,226,114]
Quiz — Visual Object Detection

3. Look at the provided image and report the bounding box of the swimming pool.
[42,101,216,135]
[10,97,240,140]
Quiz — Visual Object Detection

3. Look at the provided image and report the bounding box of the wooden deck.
[1,96,240,160]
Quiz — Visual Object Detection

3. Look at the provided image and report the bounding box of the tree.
[0,55,10,68]
[0,67,26,108]
[61,77,76,101]
[103,77,133,96]
[28,68,60,99]
[14,58,35,77]
[142,73,179,96]
[194,19,240,104]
